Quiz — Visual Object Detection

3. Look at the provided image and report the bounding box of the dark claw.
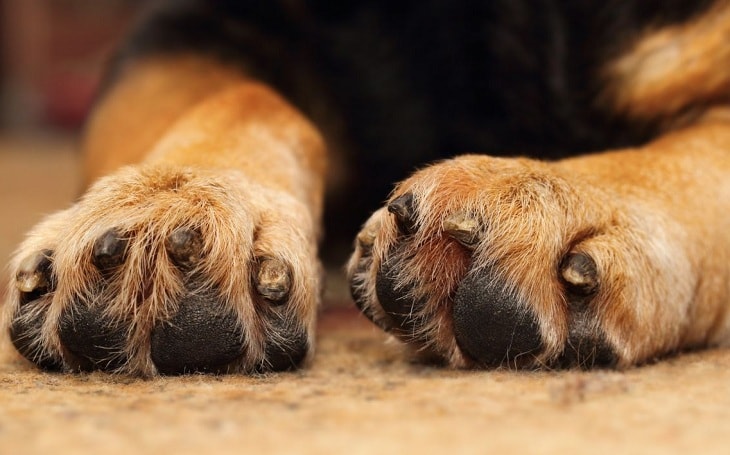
[16,250,54,297]
[255,258,291,304]
[560,252,599,297]
[58,301,128,371]
[165,227,203,269]
[388,193,417,235]
[92,229,128,272]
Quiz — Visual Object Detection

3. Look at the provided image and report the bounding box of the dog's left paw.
[348,154,701,369]
[5,165,320,375]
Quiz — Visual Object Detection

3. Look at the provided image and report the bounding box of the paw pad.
[7,167,319,376]
[150,287,245,375]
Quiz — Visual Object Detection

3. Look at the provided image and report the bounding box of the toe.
[452,266,543,367]
[388,192,418,235]
[92,229,128,273]
[254,258,291,304]
[348,216,391,327]
[165,227,204,269]
[560,252,599,297]
[261,309,309,372]
[356,229,376,253]
[374,245,426,339]
[350,264,392,332]
[150,287,245,375]
[9,308,62,371]
[442,212,480,249]
[558,326,617,369]
[10,250,62,370]
[16,250,54,298]
[58,302,128,371]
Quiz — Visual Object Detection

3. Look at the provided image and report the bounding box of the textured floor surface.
[1,136,729,454]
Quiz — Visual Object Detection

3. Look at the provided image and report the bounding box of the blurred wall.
[0,0,143,132]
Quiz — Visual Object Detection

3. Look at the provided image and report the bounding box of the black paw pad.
[557,313,617,369]
[452,268,543,367]
[150,289,245,374]
[261,311,308,372]
[351,284,391,331]
[59,301,128,371]
[10,304,62,371]
[349,257,392,331]
[375,247,425,338]
[92,229,128,272]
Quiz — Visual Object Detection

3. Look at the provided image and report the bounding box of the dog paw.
[347,155,696,369]
[5,165,319,375]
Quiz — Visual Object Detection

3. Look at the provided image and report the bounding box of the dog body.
[6,0,730,374]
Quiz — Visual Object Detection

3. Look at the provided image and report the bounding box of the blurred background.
[0,0,350,303]
[0,0,144,293]
[1,0,143,130]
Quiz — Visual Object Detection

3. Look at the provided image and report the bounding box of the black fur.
[105,0,716,258]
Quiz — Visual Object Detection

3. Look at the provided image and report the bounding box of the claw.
[93,229,128,272]
[255,258,291,304]
[16,250,53,293]
[443,212,479,248]
[356,229,376,253]
[387,192,417,234]
[560,252,599,296]
[166,227,203,268]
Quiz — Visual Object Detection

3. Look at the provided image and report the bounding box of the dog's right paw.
[347,153,722,369]
[5,165,320,376]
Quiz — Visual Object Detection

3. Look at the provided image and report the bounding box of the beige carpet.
[1,136,729,454]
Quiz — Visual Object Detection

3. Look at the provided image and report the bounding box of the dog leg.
[5,56,326,375]
[348,116,730,369]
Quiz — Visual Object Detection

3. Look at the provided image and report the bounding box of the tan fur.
[602,0,730,123]
[5,55,327,375]
[6,7,730,374]
[346,2,730,369]
[83,56,249,186]
[348,116,730,367]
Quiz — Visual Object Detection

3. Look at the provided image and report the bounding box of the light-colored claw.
[561,267,591,287]
[357,229,376,250]
[256,258,291,304]
[443,212,479,248]
[356,215,383,253]
[16,251,52,293]
[560,252,598,295]
[17,274,44,293]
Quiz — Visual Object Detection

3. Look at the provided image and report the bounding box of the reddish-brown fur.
[5,4,730,373]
